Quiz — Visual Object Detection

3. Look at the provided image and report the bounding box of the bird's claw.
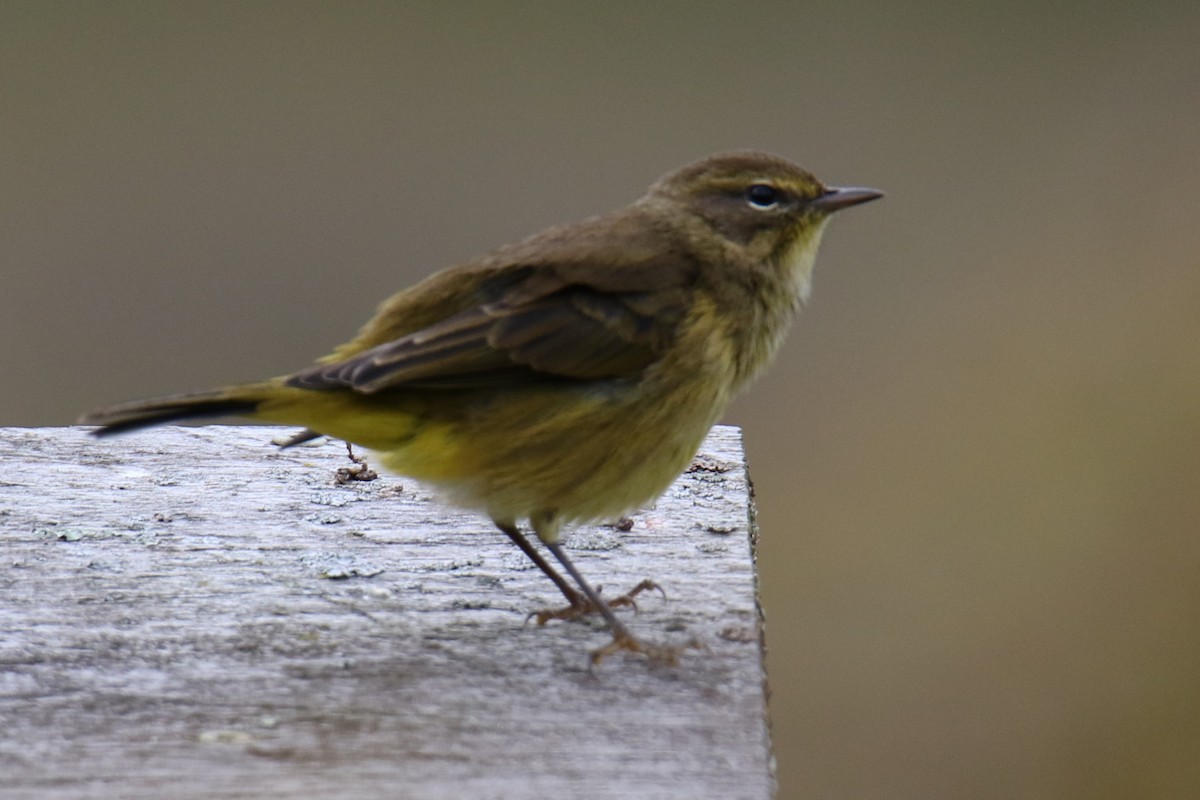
[524,579,664,626]
[589,631,704,667]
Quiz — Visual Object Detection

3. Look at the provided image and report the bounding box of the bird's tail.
[77,382,278,437]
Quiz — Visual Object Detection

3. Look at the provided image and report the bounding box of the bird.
[79,150,882,663]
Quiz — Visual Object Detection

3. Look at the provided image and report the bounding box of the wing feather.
[287,212,698,393]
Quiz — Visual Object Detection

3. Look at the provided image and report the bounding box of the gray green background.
[5,3,1199,797]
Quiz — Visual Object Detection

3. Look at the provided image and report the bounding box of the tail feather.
[78,387,266,437]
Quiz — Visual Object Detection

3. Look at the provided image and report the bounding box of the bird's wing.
[286,263,694,393]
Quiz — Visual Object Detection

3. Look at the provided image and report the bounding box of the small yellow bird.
[80,151,882,662]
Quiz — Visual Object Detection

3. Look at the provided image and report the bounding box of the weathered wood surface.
[0,424,772,800]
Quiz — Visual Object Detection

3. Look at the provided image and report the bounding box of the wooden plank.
[0,425,773,800]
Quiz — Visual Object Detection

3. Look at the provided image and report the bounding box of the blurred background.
[4,2,1199,797]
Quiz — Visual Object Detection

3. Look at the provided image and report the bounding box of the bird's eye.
[745,183,781,209]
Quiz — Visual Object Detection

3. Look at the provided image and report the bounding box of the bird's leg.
[543,540,690,665]
[494,521,585,609]
[499,518,693,663]
[497,521,661,624]
[543,539,633,645]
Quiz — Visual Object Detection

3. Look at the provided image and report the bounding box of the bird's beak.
[809,186,884,213]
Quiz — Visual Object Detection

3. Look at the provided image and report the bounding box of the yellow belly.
[256,308,738,537]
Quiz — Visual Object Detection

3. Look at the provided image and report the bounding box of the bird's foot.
[589,630,705,667]
[525,579,665,626]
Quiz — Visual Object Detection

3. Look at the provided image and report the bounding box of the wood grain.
[0,424,772,799]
